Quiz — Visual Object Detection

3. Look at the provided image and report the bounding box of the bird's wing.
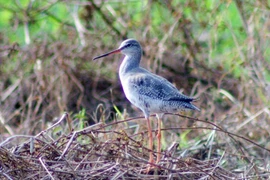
[127,70,194,102]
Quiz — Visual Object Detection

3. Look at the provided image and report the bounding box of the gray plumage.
[94,39,200,119]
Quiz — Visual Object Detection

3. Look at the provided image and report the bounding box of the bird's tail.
[190,97,200,111]
[168,96,200,111]
[190,103,200,111]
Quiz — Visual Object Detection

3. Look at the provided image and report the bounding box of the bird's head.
[93,39,141,60]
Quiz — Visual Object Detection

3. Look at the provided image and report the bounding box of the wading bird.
[93,39,199,169]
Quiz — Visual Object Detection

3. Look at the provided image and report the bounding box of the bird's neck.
[119,53,141,76]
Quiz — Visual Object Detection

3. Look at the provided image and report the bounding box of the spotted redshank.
[93,39,200,168]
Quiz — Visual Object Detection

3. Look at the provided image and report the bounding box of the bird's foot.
[144,157,155,174]
[145,165,154,174]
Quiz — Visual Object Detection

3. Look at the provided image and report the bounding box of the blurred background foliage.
[0,0,270,171]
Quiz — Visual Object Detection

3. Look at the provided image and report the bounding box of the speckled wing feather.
[129,69,195,102]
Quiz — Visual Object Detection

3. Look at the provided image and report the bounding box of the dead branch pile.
[2,113,269,180]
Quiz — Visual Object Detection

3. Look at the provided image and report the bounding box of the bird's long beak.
[93,49,121,60]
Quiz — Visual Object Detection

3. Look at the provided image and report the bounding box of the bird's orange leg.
[146,117,154,164]
[156,116,162,164]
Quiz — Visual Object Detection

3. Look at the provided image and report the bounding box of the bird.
[93,39,200,169]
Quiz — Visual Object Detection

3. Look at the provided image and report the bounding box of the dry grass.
[1,37,269,179]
